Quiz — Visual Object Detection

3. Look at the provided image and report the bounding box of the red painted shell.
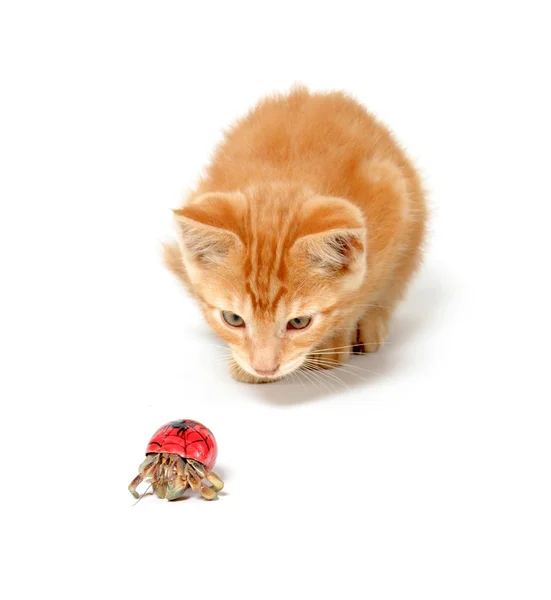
[145,419,218,471]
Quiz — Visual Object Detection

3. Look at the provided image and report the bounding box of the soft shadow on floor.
[254,267,451,407]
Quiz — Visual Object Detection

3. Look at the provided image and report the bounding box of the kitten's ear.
[291,197,367,274]
[293,228,366,273]
[173,192,244,263]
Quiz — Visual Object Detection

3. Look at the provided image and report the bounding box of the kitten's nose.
[253,365,280,377]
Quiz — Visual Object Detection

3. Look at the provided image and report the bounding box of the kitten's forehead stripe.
[270,286,288,311]
[245,281,258,311]
[241,196,304,317]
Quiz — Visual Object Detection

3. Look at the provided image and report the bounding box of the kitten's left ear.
[291,196,367,275]
[294,228,366,272]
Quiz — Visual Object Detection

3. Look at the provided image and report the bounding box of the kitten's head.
[171,183,367,380]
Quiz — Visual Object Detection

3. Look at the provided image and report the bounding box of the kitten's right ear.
[173,192,244,263]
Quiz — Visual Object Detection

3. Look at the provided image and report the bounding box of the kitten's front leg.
[308,329,354,370]
[354,307,390,354]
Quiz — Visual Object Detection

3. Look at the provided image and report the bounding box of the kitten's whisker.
[313,367,348,391]
[298,367,324,392]
[305,358,378,375]
[309,368,337,392]
[288,370,305,389]
[312,341,388,353]
[294,370,307,390]
[285,369,295,384]
[308,369,335,393]
[302,358,377,378]
[204,345,233,353]
[306,364,341,390]
[311,344,358,352]
[312,351,382,356]
[304,365,349,391]
[306,355,376,370]
[300,365,338,392]
[308,364,368,381]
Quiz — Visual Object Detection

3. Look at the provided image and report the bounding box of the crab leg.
[187,459,206,478]
[199,470,224,500]
[187,470,202,491]
[206,471,224,492]
[128,474,143,499]
[166,478,189,500]
[186,463,224,500]
[139,454,158,472]
[200,485,218,500]
[131,455,224,501]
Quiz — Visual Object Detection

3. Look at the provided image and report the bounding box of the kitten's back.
[197,87,409,199]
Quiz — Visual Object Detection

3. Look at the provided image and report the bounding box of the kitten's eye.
[222,311,245,327]
[287,316,312,330]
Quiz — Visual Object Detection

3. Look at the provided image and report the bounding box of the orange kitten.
[165,87,427,383]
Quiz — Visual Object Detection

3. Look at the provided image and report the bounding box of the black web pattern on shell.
[168,420,214,456]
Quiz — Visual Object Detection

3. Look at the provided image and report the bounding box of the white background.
[1,1,550,598]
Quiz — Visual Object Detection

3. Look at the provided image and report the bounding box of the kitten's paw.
[228,359,275,384]
[308,333,352,370]
[354,309,389,354]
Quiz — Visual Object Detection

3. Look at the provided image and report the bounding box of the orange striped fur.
[165,87,427,383]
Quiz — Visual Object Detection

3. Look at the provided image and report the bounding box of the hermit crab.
[129,419,224,501]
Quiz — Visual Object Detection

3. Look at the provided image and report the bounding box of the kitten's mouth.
[232,353,305,380]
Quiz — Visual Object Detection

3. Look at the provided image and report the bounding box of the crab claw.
[166,478,189,501]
